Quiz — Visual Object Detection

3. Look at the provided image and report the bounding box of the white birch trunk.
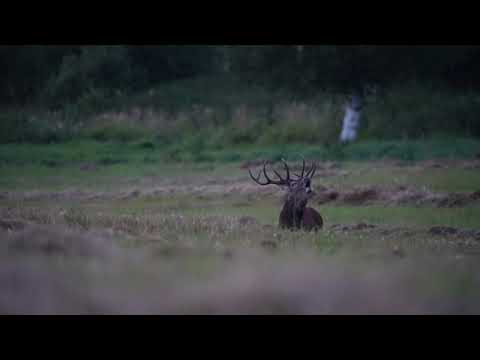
[340,95,363,143]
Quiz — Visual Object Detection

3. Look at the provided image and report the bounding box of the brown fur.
[301,207,324,232]
[279,187,323,232]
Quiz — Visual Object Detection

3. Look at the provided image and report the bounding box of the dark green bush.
[82,123,150,142]
[42,46,136,108]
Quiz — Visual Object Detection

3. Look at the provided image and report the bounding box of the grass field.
[1,138,480,314]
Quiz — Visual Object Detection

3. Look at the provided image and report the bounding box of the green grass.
[94,194,480,229]
[1,138,480,196]
[1,136,479,166]
[3,194,480,264]
[11,186,478,233]
[321,163,480,193]
[2,137,480,253]
[322,205,480,229]
[1,137,480,194]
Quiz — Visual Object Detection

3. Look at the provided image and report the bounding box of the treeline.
[2,45,480,107]
[0,45,216,107]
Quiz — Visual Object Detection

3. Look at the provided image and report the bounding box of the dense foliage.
[2,45,480,106]
[1,45,480,144]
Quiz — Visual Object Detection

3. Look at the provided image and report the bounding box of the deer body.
[301,207,324,231]
[279,204,323,232]
[248,157,324,232]
[278,185,323,232]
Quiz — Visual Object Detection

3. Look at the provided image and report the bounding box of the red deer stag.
[248,158,323,232]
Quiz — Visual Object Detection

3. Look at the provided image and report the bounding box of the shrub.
[82,123,150,142]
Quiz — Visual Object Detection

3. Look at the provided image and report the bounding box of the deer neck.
[282,196,307,229]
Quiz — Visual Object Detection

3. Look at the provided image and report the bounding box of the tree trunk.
[340,94,363,143]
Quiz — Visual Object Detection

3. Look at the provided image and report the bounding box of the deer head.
[248,157,317,229]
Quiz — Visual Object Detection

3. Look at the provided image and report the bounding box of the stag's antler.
[248,159,291,186]
[305,161,316,179]
[293,156,306,178]
[293,155,316,180]
[248,157,316,187]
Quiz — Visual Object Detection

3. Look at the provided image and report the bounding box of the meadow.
[1,138,480,314]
